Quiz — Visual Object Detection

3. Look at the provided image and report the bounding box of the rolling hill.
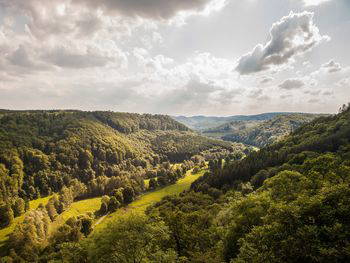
[173,112,300,131]
[204,113,326,147]
[0,110,243,204]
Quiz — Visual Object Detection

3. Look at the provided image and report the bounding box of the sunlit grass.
[51,197,102,231]
[94,168,206,231]
[0,167,206,246]
[0,195,53,247]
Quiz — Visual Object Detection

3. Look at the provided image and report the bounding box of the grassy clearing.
[0,195,53,246]
[94,168,206,231]
[51,197,102,231]
[0,167,205,246]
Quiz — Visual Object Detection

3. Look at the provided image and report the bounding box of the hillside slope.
[141,106,350,262]
[173,112,300,131]
[205,113,324,147]
[0,110,238,204]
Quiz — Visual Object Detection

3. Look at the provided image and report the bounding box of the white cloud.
[236,11,329,75]
[303,0,332,7]
[279,78,305,90]
[321,60,342,73]
[260,76,274,84]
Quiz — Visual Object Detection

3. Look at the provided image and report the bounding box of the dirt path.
[94,213,109,226]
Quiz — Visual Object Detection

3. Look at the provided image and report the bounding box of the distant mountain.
[204,113,327,147]
[173,112,303,131]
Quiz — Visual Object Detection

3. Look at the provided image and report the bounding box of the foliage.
[87,214,175,263]
[205,113,325,147]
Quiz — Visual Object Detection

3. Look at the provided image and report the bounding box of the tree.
[122,187,135,204]
[45,201,58,221]
[12,198,25,217]
[80,216,93,237]
[234,184,350,263]
[88,214,174,263]
[99,195,110,215]
[108,197,120,212]
[0,204,14,227]
[149,178,158,190]
[24,199,30,212]
[111,188,124,203]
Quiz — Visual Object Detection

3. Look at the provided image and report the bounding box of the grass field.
[51,197,102,231]
[94,168,206,231]
[0,167,206,246]
[0,195,53,247]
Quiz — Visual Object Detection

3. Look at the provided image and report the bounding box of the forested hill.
[205,113,325,147]
[0,110,239,204]
[140,105,350,262]
[193,107,349,190]
[173,112,301,131]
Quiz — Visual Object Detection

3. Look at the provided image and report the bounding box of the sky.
[0,0,349,116]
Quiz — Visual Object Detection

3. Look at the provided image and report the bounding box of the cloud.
[248,89,263,98]
[260,76,274,84]
[321,60,342,73]
[235,11,329,75]
[42,46,115,69]
[308,98,319,103]
[322,90,333,96]
[280,94,293,99]
[337,78,350,88]
[304,90,321,95]
[303,0,332,6]
[73,0,225,20]
[279,78,305,90]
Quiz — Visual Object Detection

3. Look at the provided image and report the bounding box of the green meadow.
[0,195,53,247]
[94,168,206,230]
[0,168,205,246]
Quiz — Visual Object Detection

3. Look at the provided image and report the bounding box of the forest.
[203,113,325,147]
[0,110,248,261]
[0,105,349,262]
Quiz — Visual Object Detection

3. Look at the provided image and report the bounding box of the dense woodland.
[1,105,350,262]
[0,110,240,202]
[204,113,324,147]
[173,112,295,131]
[0,110,247,261]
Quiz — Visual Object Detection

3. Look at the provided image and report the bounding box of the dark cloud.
[236,11,328,75]
[73,0,217,20]
[7,45,35,68]
[5,45,52,73]
[279,78,305,90]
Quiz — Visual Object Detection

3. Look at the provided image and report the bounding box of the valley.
[0,106,349,262]
[1,1,349,261]
[174,113,327,147]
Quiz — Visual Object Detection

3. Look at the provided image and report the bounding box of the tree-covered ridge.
[2,107,349,262]
[204,113,325,147]
[0,110,240,205]
[173,112,296,131]
[135,105,350,262]
[193,109,348,190]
